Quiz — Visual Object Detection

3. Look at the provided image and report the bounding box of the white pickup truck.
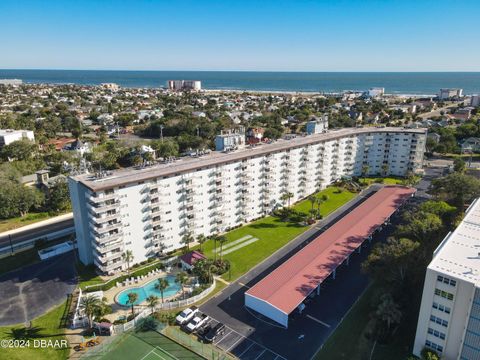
[184,312,209,333]
[175,306,198,325]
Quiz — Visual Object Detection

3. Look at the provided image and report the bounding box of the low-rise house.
[461,137,480,153]
[63,139,92,157]
[180,251,207,271]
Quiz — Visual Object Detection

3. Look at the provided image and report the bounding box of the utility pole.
[160,125,164,142]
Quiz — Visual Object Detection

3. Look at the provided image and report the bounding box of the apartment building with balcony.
[413,198,480,359]
[68,127,426,274]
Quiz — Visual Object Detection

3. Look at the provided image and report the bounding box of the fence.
[83,255,179,293]
[162,326,236,360]
[157,280,217,311]
[113,280,216,334]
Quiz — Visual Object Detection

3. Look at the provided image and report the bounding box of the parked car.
[196,324,212,341]
[175,306,198,325]
[184,312,209,333]
[203,322,226,343]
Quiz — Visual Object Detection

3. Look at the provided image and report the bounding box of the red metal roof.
[180,250,207,266]
[245,185,415,315]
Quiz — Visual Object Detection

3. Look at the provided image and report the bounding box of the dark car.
[203,323,225,343]
[196,324,212,341]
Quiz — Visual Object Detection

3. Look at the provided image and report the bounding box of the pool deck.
[101,269,192,322]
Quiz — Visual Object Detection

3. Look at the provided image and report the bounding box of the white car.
[175,306,198,325]
[184,313,209,333]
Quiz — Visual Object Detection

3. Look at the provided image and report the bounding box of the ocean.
[1,69,479,95]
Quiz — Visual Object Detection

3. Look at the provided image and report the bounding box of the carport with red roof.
[244,185,415,328]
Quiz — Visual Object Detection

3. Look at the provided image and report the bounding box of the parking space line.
[238,282,250,289]
[223,324,287,360]
[254,349,266,360]
[214,330,232,345]
[238,342,255,357]
[306,314,331,328]
[226,335,245,352]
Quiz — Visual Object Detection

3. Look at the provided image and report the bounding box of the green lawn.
[199,186,357,281]
[0,211,70,233]
[0,248,40,275]
[360,177,405,186]
[77,263,104,289]
[0,302,69,360]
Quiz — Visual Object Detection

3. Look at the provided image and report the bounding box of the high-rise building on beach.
[167,80,201,91]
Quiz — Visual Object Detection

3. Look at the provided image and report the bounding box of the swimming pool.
[116,275,180,306]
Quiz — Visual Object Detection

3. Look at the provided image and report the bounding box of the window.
[435,288,454,300]
[428,328,446,340]
[432,302,451,314]
[425,340,443,353]
[437,275,457,287]
[430,315,448,328]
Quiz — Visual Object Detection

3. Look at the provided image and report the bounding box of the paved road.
[0,217,74,252]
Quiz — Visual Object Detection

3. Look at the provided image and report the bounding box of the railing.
[158,280,217,311]
[113,279,216,334]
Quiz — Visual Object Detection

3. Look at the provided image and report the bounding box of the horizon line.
[1,68,480,73]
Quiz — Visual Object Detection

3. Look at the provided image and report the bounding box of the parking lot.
[202,317,287,360]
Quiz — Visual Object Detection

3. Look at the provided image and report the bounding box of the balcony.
[91,221,122,235]
[94,259,123,273]
[93,230,123,244]
[88,200,120,215]
[89,192,117,203]
[94,239,124,254]
[91,212,119,224]
[96,250,123,262]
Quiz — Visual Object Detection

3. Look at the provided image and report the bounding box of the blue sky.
[0,0,479,71]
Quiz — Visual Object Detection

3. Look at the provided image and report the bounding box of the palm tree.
[217,235,228,261]
[210,233,219,262]
[127,292,138,315]
[361,164,370,184]
[146,295,159,313]
[196,234,207,252]
[180,232,194,252]
[122,250,134,274]
[316,195,328,218]
[175,271,188,299]
[155,278,170,303]
[381,163,389,177]
[280,192,294,208]
[79,295,102,329]
[307,195,317,220]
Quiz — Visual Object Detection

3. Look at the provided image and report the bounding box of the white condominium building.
[414,198,480,359]
[68,127,426,274]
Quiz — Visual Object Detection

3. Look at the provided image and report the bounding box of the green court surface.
[97,330,202,360]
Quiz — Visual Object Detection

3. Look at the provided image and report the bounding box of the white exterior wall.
[70,129,426,274]
[0,129,35,146]
[245,294,289,328]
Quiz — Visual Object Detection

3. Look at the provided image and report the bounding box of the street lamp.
[160,125,164,142]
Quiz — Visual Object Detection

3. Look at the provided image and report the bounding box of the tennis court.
[96,330,202,360]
